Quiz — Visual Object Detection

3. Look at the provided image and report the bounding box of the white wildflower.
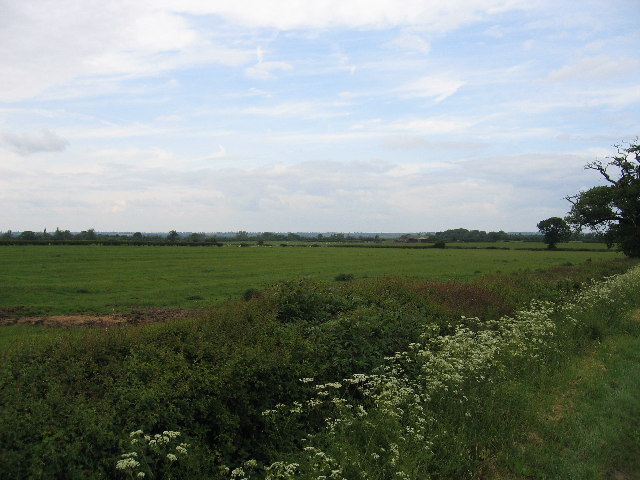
[115,457,140,470]
[231,467,245,478]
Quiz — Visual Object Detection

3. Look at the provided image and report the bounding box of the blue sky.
[1,0,639,233]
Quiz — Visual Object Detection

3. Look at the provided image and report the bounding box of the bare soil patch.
[0,308,198,328]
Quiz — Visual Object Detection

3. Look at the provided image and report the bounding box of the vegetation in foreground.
[0,258,638,479]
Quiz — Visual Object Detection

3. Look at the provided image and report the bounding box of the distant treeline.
[0,227,603,246]
[0,228,222,246]
[428,228,602,243]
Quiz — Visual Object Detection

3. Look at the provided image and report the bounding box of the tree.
[78,228,97,241]
[52,227,72,240]
[187,232,203,242]
[566,140,640,257]
[18,230,37,241]
[166,230,180,242]
[537,217,571,249]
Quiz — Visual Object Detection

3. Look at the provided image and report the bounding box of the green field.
[0,243,623,315]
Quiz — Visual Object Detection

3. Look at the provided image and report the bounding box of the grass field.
[0,244,623,315]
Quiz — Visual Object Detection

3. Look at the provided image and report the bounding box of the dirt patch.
[611,470,634,480]
[0,308,199,328]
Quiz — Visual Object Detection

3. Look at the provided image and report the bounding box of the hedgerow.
[226,262,640,479]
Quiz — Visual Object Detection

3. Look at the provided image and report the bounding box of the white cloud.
[245,61,294,79]
[0,1,251,101]
[164,0,531,31]
[243,45,293,79]
[1,152,577,231]
[0,128,69,155]
[547,55,640,82]
[398,74,466,102]
[484,25,505,38]
[389,30,431,53]
[156,115,184,122]
[89,147,179,170]
[203,145,227,160]
[63,122,180,140]
[505,83,640,114]
[235,101,351,119]
[386,117,475,135]
[382,136,487,150]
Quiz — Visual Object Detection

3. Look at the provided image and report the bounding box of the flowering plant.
[116,430,189,479]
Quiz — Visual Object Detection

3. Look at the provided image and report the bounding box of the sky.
[1,0,639,233]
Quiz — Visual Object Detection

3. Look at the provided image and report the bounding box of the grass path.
[485,310,640,479]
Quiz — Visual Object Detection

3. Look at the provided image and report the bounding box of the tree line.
[0,227,601,246]
[0,229,222,246]
[0,229,381,245]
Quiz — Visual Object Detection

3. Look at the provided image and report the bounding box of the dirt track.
[0,307,198,328]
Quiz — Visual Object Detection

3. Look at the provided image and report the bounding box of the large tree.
[565,140,640,257]
[537,217,571,249]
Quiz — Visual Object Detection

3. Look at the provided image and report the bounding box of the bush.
[334,273,354,282]
[242,288,261,301]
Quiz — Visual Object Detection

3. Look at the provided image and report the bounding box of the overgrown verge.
[0,259,637,479]
[487,327,640,479]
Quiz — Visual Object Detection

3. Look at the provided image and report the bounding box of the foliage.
[333,273,354,282]
[566,140,640,257]
[537,217,572,249]
[166,230,180,243]
[432,228,510,242]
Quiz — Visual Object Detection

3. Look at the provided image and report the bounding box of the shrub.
[334,273,354,282]
[243,288,261,301]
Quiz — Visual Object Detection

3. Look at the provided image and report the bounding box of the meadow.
[0,243,622,316]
